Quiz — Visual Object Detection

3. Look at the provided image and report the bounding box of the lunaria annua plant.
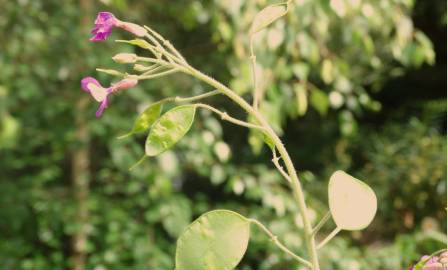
[81,3,379,269]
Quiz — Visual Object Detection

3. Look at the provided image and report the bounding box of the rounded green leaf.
[145,105,196,156]
[175,210,250,270]
[328,170,377,231]
[118,102,163,139]
[250,4,288,35]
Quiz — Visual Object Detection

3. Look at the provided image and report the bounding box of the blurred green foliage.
[0,0,446,269]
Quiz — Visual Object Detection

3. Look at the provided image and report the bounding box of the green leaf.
[175,210,250,270]
[310,89,329,116]
[145,105,196,156]
[118,102,163,139]
[328,171,377,231]
[294,83,308,116]
[321,59,334,84]
[250,4,288,35]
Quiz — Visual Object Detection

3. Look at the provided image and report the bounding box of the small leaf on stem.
[250,4,288,35]
[145,105,196,156]
[328,170,377,230]
[118,102,163,139]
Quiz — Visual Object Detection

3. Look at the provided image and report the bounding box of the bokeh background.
[1,0,446,269]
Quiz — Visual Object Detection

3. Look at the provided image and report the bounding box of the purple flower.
[81,77,113,117]
[81,77,139,117]
[90,12,118,42]
[90,12,148,42]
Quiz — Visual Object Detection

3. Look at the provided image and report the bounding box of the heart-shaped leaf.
[118,102,163,139]
[250,4,288,35]
[328,170,377,231]
[175,210,250,270]
[145,105,196,156]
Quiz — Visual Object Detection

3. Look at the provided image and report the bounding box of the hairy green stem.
[138,68,179,80]
[195,103,266,131]
[272,152,291,183]
[249,219,312,268]
[184,66,321,269]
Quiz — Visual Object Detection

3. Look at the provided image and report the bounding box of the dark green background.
[1,0,446,269]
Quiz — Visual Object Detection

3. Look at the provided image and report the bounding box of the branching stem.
[312,212,331,236]
[184,66,320,269]
[138,68,179,80]
[317,227,341,250]
[272,151,291,183]
[195,103,266,131]
[250,219,312,268]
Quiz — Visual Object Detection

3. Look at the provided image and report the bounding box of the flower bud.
[134,64,150,72]
[422,262,443,270]
[116,21,148,37]
[113,53,138,64]
[112,77,139,92]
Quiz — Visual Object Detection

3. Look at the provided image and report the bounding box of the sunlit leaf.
[175,210,250,270]
[145,105,196,156]
[321,59,334,84]
[294,83,308,116]
[250,4,287,35]
[118,102,163,139]
[310,89,329,116]
[328,170,377,230]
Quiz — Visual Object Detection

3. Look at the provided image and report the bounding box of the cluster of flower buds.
[82,12,144,117]
[411,252,447,270]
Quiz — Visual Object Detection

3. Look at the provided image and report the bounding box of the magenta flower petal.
[95,88,113,118]
[90,12,118,42]
[81,77,101,93]
[96,98,109,118]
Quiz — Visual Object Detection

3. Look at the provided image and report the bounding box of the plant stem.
[136,25,321,269]
[249,219,312,268]
[249,36,260,110]
[175,90,221,103]
[185,66,321,269]
[317,227,341,250]
[312,212,331,236]
[138,68,179,80]
[195,103,266,131]
[272,152,291,183]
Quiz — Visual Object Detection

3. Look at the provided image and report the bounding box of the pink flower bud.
[440,252,447,259]
[112,53,138,64]
[422,262,443,270]
[112,78,139,92]
[116,21,148,37]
